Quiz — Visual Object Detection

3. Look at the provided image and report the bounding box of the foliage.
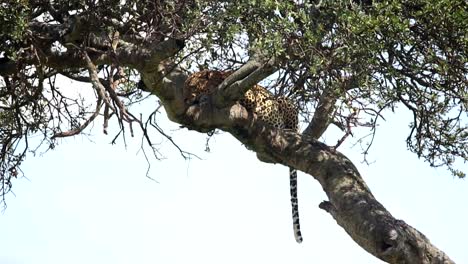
[189,0,467,177]
[0,0,466,204]
[0,1,29,59]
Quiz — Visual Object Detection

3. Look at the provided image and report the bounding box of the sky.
[0,83,467,263]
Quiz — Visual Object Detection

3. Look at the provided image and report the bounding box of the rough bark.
[138,59,454,264]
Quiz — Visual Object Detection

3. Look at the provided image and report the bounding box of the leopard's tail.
[290,167,303,243]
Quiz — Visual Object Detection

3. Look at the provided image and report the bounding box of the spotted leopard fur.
[185,70,303,243]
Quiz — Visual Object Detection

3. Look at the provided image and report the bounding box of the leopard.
[184,70,303,243]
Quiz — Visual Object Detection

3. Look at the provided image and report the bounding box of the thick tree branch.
[212,53,278,107]
[141,62,454,264]
[302,88,337,139]
[302,75,360,140]
[1,15,184,77]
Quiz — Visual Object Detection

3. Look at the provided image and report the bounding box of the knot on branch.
[319,200,338,216]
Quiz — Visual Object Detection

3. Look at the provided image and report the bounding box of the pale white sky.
[0,84,467,263]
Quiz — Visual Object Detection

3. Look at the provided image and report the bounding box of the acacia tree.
[0,1,466,263]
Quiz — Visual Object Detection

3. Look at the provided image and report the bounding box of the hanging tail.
[290,167,303,243]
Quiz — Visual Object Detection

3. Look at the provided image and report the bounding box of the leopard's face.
[184,70,232,105]
[184,70,298,130]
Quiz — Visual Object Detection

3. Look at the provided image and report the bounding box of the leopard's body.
[185,70,303,243]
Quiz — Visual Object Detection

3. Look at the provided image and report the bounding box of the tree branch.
[302,87,337,139]
[302,74,361,140]
[142,62,454,264]
[1,16,185,77]
[212,53,278,107]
